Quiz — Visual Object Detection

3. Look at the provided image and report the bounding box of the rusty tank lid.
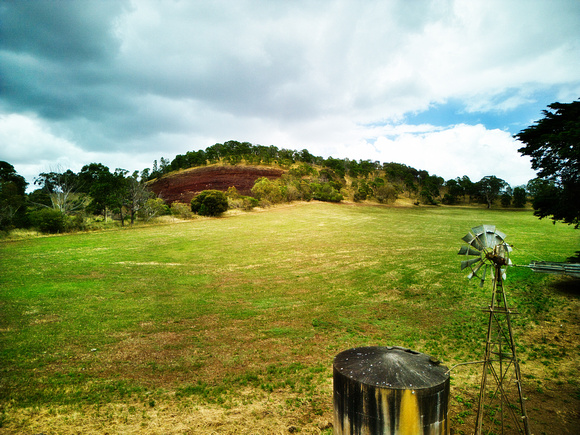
[333,346,449,389]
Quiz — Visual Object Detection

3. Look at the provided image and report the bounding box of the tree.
[0,161,28,230]
[512,187,527,208]
[34,168,84,215]
[419,175,444,205]
[515,100,580,227]
[191,190,228,217]
[125,171,151,225]
[475,176,509,208]
[139,197,169,221]
[109,169,131,226]
[443,178,463,204]
[78,163,116,218]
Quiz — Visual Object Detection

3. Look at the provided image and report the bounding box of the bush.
[29,208,66,233]
[65,213,86,232]
[170,202,193,219]
[139,198,170,221]
[311,182,343,202]
[228,196,259,211]
[374,183,397,204]
[251,177,284,204]
[191,190,229,216]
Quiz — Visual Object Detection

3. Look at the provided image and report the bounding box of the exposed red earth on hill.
[148,165,285,204]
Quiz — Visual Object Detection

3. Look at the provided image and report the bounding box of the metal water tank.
[333,346,450,435]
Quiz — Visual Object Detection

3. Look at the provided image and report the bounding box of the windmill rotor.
[458,224,512,287]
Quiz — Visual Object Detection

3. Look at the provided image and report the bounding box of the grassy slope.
[1,203,578,434]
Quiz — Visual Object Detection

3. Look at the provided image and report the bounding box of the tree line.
[0,154,525,235]
[1,99,577,233]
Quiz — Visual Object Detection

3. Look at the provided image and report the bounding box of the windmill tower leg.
[474,264,531,435]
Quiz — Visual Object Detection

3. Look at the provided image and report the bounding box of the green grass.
[1,203,578,433]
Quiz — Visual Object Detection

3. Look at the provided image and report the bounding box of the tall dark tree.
[512,186,527,208]
[515,100,580,227]
[0,161,28,230]
[78,163,116,218]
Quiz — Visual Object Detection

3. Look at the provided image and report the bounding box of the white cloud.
[369,124,536,185]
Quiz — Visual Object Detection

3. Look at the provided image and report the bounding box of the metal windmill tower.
[459,225,531,435]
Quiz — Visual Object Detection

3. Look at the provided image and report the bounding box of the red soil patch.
[148,165,285,204]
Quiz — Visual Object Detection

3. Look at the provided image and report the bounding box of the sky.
[1,0,579,190]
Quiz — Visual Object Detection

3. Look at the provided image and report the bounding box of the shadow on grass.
[551,277,580,298]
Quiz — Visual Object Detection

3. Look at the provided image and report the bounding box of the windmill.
[459,225,531,435]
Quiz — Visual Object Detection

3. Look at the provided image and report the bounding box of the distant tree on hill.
[515,100,580,228]
[475,175,509,208]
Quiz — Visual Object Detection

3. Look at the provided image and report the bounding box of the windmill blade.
[494,229,506,241]
[472,225,486,236]
[458,246,482,256]
[467,260,485,279]
[479,264,488,287]
[463,232,484,251]
[491,233,506,247]
[484,225,500,248]
[482,224,496,234]
[486,231,498,248]
[462,232,476,244]
[462,257,482,270]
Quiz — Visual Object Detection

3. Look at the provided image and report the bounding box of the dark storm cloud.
[1,1,131,119]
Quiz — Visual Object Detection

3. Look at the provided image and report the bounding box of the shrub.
[29,208,66,233]
[311,182,343,202]
[374,183,397,204]
[228,196,259,211]
[170,202,193,219]
[64,213,86,232]
[251,177,284,204]
[139,198,170,221]
[191,190,229,216]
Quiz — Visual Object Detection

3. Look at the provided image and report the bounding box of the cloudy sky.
[1,0,579,190]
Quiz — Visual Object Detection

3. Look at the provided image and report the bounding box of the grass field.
[1,202,578,434]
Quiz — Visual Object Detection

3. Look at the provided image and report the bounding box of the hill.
[148,164,285,204]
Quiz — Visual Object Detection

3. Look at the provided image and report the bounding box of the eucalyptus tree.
[33,168,85,215]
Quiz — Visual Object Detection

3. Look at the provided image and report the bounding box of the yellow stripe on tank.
[398,389,420,435]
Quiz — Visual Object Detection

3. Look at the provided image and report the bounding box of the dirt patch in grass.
[3,395,333,435]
